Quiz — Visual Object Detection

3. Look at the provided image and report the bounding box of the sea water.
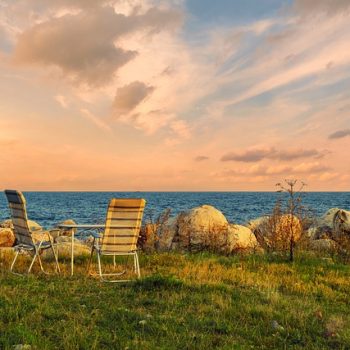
[0,192,349,229]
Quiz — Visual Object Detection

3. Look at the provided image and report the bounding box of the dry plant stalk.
[138,208,172,251]
[272,179,306,261]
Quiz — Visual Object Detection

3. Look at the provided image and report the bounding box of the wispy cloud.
[221,147,327,162]
[194,155,209,162]
[328,129,350,139]
[54,95,69,109]
[293,0,350,16]
[80,109,112,132]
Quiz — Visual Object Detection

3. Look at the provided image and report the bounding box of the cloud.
[170,120,191,139]
[54,94,69,109]
[328,129,350,139]
[294,0,350,16]
[113,81,154,116]
[194,156,209,162]
[221,147,275,162]
[221,147,327,162]
[12,4,182,87]
[215,161,330,179]
[80,108,111,132]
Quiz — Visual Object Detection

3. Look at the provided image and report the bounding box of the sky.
[0,0,349,191]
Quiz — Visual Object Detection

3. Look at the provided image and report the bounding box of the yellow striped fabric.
[100,198,146,254]
[4,190,34,246]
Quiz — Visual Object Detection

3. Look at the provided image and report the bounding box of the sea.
[0,192,349,229]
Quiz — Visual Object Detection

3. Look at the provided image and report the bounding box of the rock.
[319,208,341,228]
[0,219,13,229]
[306,208,349,240]
[0,219,42,231]
[176,205,228,251]
[309,239,338,252]
[13,345,32,350]
[55,219,77,236]
[226,224,259,253]
[0,228,15,247]
[31,231,52,243]
[42,241,90,259]
[271,320,284,331]
[55,236,81,244]
[248,214,302,249]
[247,216,269,233]
[308,208,342,239]
[28,220,42,232]
[333,209,350,240]
[156,217,177,252]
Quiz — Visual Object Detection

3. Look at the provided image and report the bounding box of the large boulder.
[176,205,228,251]
[248,214,302,249]
[319,208,341,227]
[306,208,340,240]
[306,208,349,240]
[225,224,259,253]
[332,209,350,240]
[0,228,15,247]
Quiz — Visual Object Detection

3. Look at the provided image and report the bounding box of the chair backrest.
[4,190,34,246]
[100,198,146,254]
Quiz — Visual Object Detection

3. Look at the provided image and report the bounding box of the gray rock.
[156,217,177,252]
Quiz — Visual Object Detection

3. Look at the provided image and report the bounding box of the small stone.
[271,320,284,331]
[139,320,147,326]
[13,345,32,350]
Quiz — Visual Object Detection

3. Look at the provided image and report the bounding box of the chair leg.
[28,252,38,273]
[133,253,137,273]
[37,253,47,273]
[10,250,20,274]
[135,252,141,278]
[86,246,95,275]
[97,251,103,280]
[87,252,137,283]
[51,245,61,273]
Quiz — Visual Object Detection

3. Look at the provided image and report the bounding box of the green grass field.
[0,252,349,349]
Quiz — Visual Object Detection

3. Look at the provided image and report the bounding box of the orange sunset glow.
[0,0,349,191]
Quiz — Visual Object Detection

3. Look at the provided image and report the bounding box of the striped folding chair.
[4,190,60,275]
[87,198,146,282]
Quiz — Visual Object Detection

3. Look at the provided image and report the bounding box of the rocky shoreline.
[1,205,349,256]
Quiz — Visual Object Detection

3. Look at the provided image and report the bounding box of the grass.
[0,252,349,349]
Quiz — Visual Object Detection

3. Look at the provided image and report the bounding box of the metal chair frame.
[87,236,141,282]
[10,239,60,276]
[4,189,60,276]
[86,198,145,283]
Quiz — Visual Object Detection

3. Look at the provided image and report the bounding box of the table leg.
[71,228,74,276]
